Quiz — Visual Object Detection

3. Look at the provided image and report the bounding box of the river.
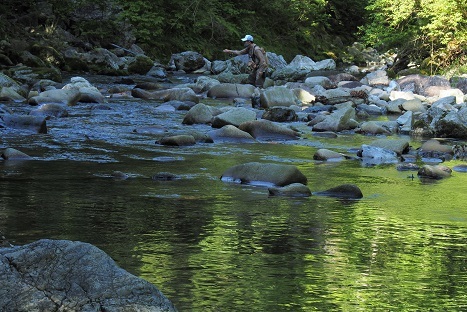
[1,73,466,311]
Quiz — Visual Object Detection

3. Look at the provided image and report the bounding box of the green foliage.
[359,0,467,73]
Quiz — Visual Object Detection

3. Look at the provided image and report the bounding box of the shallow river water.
[1,74,466,311]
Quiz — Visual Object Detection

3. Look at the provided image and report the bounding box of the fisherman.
[223,34,268,88]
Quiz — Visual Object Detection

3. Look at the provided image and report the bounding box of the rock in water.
[221,162,307,187]
[0,239,178,311]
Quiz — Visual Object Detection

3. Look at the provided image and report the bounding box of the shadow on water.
[1,73,467,311]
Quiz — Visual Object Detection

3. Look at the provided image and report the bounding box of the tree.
[359,0,467,74]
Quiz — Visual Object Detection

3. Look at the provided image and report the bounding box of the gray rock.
[182,103,216,125]
[312,106,357,132]
[221,162,307,187]
[360,144,399,165]
[28,89,81,106]
[207,83,256,98]
[0,239,178,311]
[211,107,256,128]
[259,86,298,108]
[171,51,205,73]
[360,70,389,86]
[313,148,347,161]
[238,120,299,140]
[207,125,256,143]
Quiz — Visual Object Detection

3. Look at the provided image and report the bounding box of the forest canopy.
[0,0,466,74]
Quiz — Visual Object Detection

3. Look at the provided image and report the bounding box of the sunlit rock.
[259,86,299,108]
[63,76,105,103]
[417,164,452,179]
[313,148,347,161]
[359,144,399,165]
[28,88,81,106]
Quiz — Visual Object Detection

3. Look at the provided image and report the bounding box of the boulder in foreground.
[0,239,178,312]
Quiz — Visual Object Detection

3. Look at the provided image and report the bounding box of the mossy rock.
[128,55,154,75]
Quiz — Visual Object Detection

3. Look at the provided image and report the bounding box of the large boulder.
[259,86,299,108]
[62,76,105,103]
[0,239,177,311]
[171,51,205,72]
[430,107,467,139]
[270,55,317,81]
[221,162,307,187]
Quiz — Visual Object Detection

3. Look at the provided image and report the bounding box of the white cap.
[241,35,254,42]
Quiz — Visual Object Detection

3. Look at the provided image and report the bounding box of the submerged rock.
[313,183,363,199]
[268,183,312,197]
[157,135,196,146]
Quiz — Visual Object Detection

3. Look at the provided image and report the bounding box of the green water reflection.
[1,142,466,311]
